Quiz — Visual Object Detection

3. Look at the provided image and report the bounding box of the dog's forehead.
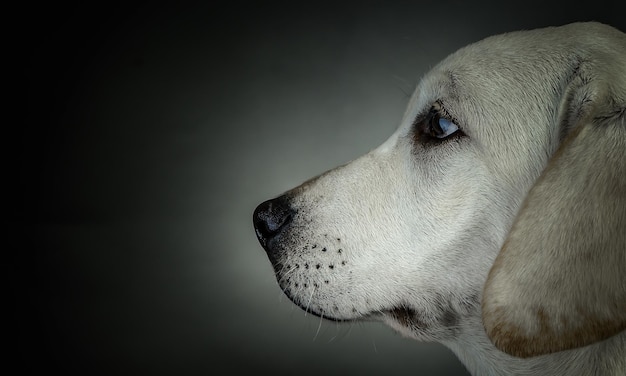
[420,32,574,112]
[400,24,604,138]
[410,22,625,123]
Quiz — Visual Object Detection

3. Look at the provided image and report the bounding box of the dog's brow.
[445,71,461,98]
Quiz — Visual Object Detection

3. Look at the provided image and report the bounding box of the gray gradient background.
[16,1,624,375]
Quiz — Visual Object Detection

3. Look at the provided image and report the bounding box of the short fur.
[253,22,626,375]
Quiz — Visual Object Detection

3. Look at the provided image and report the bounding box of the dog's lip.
[275,275,395,322]
[299,308,377,322]
[277,284,371,322]
[286,295,388,322]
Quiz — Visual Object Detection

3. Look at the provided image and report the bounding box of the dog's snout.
[253,196,294,248]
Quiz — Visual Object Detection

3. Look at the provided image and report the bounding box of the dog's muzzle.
[253,195,294,254]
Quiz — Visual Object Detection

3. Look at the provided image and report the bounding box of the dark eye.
[428,111,459,139]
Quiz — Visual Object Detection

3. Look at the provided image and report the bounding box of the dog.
[253,22,625,375]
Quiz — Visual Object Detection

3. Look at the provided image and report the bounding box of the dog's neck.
[443,316,626,376]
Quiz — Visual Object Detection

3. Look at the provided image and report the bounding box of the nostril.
[253,196,294,247]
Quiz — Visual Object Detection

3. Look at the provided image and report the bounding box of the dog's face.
[253,22,626,361]
[253,33,552,338]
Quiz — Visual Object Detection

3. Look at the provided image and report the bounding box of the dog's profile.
[253,22,625,375]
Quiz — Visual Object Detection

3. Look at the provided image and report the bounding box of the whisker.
[276,265,297,286]
[304,284,316,317]
[313,312,324,341]
[392,74,414,98]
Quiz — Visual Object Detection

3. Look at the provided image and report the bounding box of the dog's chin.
[282,293,455,340]
[279,285,411,323]
[278,287,355,321]
[276,283,380,322]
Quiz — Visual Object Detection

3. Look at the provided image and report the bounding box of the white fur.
[256,22,626,375]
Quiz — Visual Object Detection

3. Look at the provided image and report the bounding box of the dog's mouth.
[275,276,411,323]
[285,297,387,323]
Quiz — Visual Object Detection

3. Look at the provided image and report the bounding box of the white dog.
[253,22,625,375]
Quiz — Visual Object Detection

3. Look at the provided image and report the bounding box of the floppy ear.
[482,106,626,358]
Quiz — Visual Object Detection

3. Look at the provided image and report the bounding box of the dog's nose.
[253,196,294,248]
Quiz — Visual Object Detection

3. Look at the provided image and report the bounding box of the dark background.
[14,1,624,375]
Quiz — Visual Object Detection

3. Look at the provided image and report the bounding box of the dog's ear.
[482,103,626,357]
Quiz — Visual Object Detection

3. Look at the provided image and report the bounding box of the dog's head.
[253,22,625,357]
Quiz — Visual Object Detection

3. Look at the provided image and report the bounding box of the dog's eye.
[429,113,459,139]
[413,107,464,145]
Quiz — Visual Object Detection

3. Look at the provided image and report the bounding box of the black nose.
[253,196,294,249]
